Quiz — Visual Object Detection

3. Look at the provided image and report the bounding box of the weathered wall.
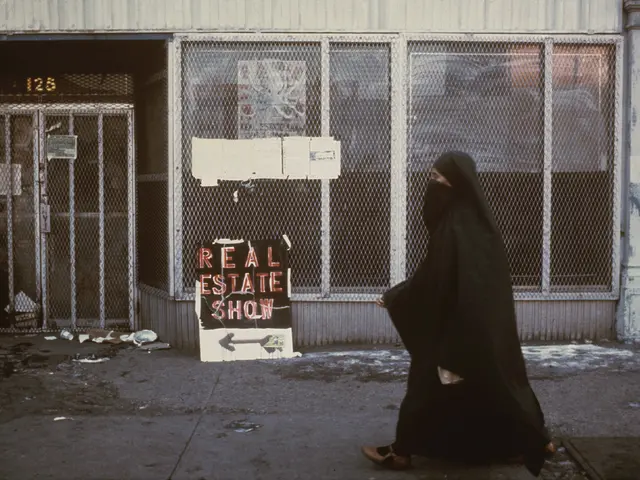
[139,286,616,353]
[620,0,640,342]
[0,0,622,34]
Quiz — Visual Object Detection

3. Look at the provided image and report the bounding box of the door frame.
[0,103,136,331]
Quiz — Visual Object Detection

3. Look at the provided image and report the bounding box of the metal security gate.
[0,105,135,331]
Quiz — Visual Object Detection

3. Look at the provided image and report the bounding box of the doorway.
[0,104,135,331]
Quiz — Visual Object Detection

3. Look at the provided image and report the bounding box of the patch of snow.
[301,344,637,371]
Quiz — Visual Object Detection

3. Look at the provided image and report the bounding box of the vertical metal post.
[127,111,136,330]
[98,114,106,328]
[69,114,77,328]
[542,39,553,295]
[4,115,14,312]
[390,35,408,286]
[173,38,184,299]
[167,39,176,298]
[321,37,331,297]
[612,39,624,296]
[38,112,46,328]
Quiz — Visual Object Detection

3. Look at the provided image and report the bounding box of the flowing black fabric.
[382,151,550,476]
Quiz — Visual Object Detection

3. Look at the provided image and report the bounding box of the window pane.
[181,43,322,293]
[329,45,391,292]
[407,42,545,288]
[551,44,615,290]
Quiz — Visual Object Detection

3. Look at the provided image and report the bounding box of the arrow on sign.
[219,333,285,353]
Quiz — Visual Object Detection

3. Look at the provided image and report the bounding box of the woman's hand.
[375,297,385,308]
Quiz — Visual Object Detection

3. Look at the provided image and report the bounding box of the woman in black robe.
[361,151,555,476]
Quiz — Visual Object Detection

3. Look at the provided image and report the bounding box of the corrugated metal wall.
[0,0,621,34]
[139,287,616,353]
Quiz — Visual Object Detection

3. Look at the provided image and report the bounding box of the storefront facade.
[1,0,638,350]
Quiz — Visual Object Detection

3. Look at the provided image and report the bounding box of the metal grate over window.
[174,36,621,300]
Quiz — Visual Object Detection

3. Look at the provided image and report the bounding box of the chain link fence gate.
[0,93,137,331]
[0,112,39,329]
[173,35,621,307]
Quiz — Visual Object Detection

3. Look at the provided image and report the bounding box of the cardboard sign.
[196,237,298,362]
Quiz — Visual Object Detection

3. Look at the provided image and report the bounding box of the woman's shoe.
[506,442,557,465]
[544,442,557,459]
[361,444,412,470]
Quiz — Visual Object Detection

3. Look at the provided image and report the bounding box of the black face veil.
[428,151,500,235]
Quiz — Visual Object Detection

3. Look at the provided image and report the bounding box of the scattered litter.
[78,334,90,344]
[73,356,110,364]
[225,420,262,433]
[53,417,73,422]
[120,333,134,342]
[629,402,640,409]
[4,291,38,313]
[87,329,121,344]
[233,190,239,203]
[59,329,74,341]
[140,342,171,351]
[44,336,57,341]
[132,330,158,346]
[139,405,149,410]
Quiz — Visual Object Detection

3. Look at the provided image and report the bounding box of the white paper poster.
[238,59,307,139]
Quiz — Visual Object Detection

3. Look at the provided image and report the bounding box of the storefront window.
[329,45,391,292]
[181,42,322,292]
[551,44,615,290]
[407,42,545,288]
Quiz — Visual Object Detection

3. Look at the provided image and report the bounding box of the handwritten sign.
[196,238,298,363]
[196,239,291,330]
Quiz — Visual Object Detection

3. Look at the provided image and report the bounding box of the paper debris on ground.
[132,330,158,346]
[59,329,74,341]
[139,342,171,351]
[73,357,109,364]
[225,420,262,433]
[53,417,73,421]
[44,336,57,341]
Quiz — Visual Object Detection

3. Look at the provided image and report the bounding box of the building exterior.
[0,0,638,350]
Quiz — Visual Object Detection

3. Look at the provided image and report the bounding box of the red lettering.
[244,301,258,319]
[212,274,226,295]
[267,246,280,267]
[240,273,254,293]
[270,271,283,293]
[228,273,240,292]
[198,248,212,268]
[221,246,236,269]
[245,247,259,268]
[228,300,242,320]
[259,298,274,320]
[199,274,212,295]
[257,273,269,293]
[211,300,225,320]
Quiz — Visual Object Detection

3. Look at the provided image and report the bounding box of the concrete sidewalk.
[1,338,639,479]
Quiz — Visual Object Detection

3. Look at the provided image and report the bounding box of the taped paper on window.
[309,137,341,180]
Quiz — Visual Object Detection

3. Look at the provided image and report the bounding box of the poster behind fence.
[237,59,306,139]
[196,237,299,362]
